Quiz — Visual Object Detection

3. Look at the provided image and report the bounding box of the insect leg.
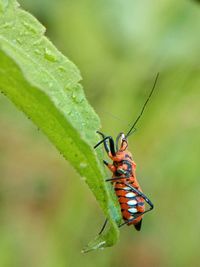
[103,161,116,173]
[105,177,127,182]
[119,208,153,227]
[94,131,116,156]
[98,218,108,235]
[94,131,109,153]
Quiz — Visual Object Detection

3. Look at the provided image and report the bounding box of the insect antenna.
[125,73,159,138]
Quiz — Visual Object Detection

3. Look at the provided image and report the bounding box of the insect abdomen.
[115,181,145,228]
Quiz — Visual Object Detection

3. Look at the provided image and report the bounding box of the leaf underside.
[0,0,121,251]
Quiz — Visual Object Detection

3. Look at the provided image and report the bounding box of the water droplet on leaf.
[16,38,22,44]
[58,66,65,72]
[34,49,41,55]
[44,48,57,62]
[22,21,37,33]
[1,22,14,28]
[80,162,88,168]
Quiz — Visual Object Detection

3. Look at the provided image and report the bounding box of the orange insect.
[94,73,159,232]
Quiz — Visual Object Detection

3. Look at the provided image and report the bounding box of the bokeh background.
[0,0,200,266]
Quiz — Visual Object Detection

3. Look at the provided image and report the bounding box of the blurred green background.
[0,0,200,266]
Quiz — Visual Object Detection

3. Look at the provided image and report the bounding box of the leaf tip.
[81,239,107,253]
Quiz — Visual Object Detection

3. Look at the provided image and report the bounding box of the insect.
[94,73,159,232]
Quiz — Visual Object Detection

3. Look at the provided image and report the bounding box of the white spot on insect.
[127,199,137,206]
[128,207,137,213]
[124,187,131,191]
[126,192,136,198]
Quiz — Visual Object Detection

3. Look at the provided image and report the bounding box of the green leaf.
[0,0,121,251]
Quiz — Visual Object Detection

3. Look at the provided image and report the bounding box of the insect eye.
[121,133,125,139]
